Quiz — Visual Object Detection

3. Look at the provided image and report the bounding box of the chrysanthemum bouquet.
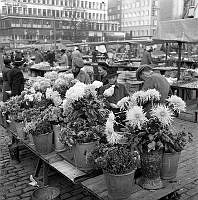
[60,81,109,146]
[106,89,192,153]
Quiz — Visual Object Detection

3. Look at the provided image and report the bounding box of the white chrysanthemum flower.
[151,105,174,126]
[131,90,147,105]
[65,82,86,101]
[45,88,54,99]
[54,78,67,87]
[44,71,59,81]
[117,96,130,110]
[105,112,115,133]
[126,106,148,129]
[145,89,161,102]
[106,130,123,144]
[58,73,74,80]
[32,81,40,91]
[85,84,97,97]
[24,94,34,102]
[39,79,51,91]
[92,81,103,89]
[29,87,36,94]
[166,95,186,113]
[104,85,115,97]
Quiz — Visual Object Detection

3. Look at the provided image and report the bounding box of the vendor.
[57,49,69,68]
[136,64,171,103]
[99,69,129,109]
[7,56,25,97]
[141,46,153,65]
[72,57,91,84]
[2,58,12,102]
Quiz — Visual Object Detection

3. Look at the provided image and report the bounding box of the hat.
[98,62,109,71]
[136,65,152,81]
[73,57,84,68]
[14,55,23,66]
[4,58,11,65]
[106,67,120,79]
[61,49,66,53]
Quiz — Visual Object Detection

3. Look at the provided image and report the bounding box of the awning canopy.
[154,18,198,43]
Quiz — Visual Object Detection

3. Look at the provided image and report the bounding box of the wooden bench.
[81,140,198,200]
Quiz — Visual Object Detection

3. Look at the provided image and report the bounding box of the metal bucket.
[160,152,181,180]
[33,132,53,155]
[104,170,135,200]
[31,186,60,200]
[72,141,98,171]
[53,125,65,152]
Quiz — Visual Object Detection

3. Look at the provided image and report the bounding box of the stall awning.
[154,18,198,43]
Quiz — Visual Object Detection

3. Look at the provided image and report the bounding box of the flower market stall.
[0,67,196,200]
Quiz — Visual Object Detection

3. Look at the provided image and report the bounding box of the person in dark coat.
[7,56,25,97]
[141,47,153,65]
[2,58,12,101]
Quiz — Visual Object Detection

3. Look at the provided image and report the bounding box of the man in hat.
[136,64,170,103]
[7,55,25,97]
[99,68,129,108]
[72,57,90,84]
[57,49,68,68]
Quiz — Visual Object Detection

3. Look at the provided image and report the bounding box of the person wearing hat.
[34,48,43,64]
[7,55,25,97]
[57,49,69,68]
[141,46,153,65]
[99,68,129,109]
[2,58,12,101]
[136,64,171,103]
[72,57,91,84]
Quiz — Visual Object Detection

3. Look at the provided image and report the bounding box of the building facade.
[0,0,121,47]
[108,0,159,39]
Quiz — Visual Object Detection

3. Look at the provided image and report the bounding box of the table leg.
[34,158,43,177]
[43,162,49,186]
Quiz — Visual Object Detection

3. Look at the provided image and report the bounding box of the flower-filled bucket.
[32,132,53,155]
[53,125,65,152]
[104,170,136,200]
[139,150,163,190]
[73,141,98,171]
[160,152,181,180]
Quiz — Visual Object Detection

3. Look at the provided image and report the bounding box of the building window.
[43,9,46,16]
[18,7,22,14]
[33,8,37,15]
[47,9,51,16]
[81,1,84,8]
[43,0,45,4]
[13,7,17,14]
[56,10,59,17]
[56,0,59,5]
[89,2,91,8]
[89,13,91,19]
[38,9,41,15]
[52,0,54,5]
[28,8,32,15]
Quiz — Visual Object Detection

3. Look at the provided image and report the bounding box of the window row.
[18,0,106,9]
[130,29,156,37]
[2,6,107,20]
[122,19,157,27]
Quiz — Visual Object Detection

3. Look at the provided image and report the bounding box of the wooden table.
[171,80,198,102]
[81,136,198,200]
[153,67,186,75]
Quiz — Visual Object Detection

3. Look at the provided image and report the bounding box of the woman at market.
[7,56,25,97]
[57,49,69,68]
[2,58,12,102]
[99,69,129,109]
[141,46,153,65]
[72,57,91,84]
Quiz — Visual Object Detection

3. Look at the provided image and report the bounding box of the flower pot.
[28,133,34,145]
[32,132,53,155]
[72,141,98,171]
[160,152,181,180]
[53,125,65,152]
[104,170,136,200]
[139,151,163,190]
[31,186,60,200]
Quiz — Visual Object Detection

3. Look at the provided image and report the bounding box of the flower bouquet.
[87,111,139,200]
[60,81,109,170]
[107,89,190,189]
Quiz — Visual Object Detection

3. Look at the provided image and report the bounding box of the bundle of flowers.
[32,77,51,92]
[45,88,62,106]
[60,81,109,146]
[44,71,59,81]
[106,90,191,153]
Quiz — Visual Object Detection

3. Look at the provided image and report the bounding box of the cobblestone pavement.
[0,119,198,200]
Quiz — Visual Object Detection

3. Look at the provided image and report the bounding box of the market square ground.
[1,118,198,200]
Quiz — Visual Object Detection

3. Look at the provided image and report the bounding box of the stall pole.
[177,42,182,81]
[165,42,168,66]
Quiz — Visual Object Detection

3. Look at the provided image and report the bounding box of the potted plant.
[89,144,139,200]
[87,112,139,200]
[24,118,53,154]
[160,129,193,180]
[60,81,108,171]
[115,90,188,190]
